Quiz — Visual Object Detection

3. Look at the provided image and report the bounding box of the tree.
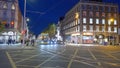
[0,21,5,32]
[42,23,56,40]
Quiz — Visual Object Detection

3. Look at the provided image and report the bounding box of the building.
[60,0,119,45]
[0,0,22,43]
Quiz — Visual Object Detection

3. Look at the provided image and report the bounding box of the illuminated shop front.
[0,30,20,44]
[82,32,94,44]
[71,33,81,44]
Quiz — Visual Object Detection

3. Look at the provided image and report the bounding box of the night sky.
[18,0,120,36]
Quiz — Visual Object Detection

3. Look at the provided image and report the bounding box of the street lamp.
[108,18,114,45]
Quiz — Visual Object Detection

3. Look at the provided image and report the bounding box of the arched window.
[3,3,7,9]
[11,4,15,10]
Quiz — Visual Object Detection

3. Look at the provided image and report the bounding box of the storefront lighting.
[104,38,108,42]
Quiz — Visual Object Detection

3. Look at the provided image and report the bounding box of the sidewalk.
[0,43,36,50]
[65,43,102,46]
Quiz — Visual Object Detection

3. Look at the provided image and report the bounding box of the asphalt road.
[0,44,120,68]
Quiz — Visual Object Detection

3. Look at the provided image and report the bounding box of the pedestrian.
[26,39,29,46]
[21,39,23,44]
[31,39,35,46]
[8,37,12,45]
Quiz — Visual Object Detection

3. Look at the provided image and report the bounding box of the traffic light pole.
[23,0,26,46]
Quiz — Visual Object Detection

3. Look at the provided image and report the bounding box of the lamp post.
[26,18,30,39]
[22,0,27,45]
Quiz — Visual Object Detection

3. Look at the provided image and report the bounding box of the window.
[89,11,93,17]
[114,7,117,12]
[82,5,86,10]
[96,12,99,17]
[88,5,93,10]
[114,13,117,18]
[108,20,110,25]
[83,25,87,32]
[95,6,99,11]
[102,6,105,11]
[11,11,15,20]
[102,19,105,24]
[102,12,105,17]
[83,11,87,16]
[108,13,111,17]
[96,19,99,24]
[102,26,105,32]
[108,26,111,32]
[114,20,117,25]
[90,18,93,24]
[78,19,80,24]
[3,3,7,9]
[108,7,111,12]
[96,26,99,32]
[114,27,117,33]
[89,25,93,31]
[83,18,86,24]
[11,4,15,10]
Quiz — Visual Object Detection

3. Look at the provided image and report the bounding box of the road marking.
[6,51,17,68]
[35,55,56,68]
[101,51,119,61]
[104,62,120,66]
[16,54,40,63]
[67,48,78,68]
[88,48,102,66]
[73,59,97,67]
[17,65,35,67]
[35,49,66,68]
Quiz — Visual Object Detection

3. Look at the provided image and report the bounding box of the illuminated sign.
[83,32,93,35]
[8,31,14,35]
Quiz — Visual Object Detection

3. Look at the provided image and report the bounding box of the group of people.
[21,38,35,46]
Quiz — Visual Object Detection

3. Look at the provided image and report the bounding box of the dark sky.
[18,0,120,35]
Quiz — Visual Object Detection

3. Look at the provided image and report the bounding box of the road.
[0,44,120,68]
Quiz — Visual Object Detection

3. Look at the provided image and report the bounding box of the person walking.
[31,39,34,46]
[26,39,29,46]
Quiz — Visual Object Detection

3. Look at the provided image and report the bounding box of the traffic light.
[11,21,14,28]
[21,30,27,35]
